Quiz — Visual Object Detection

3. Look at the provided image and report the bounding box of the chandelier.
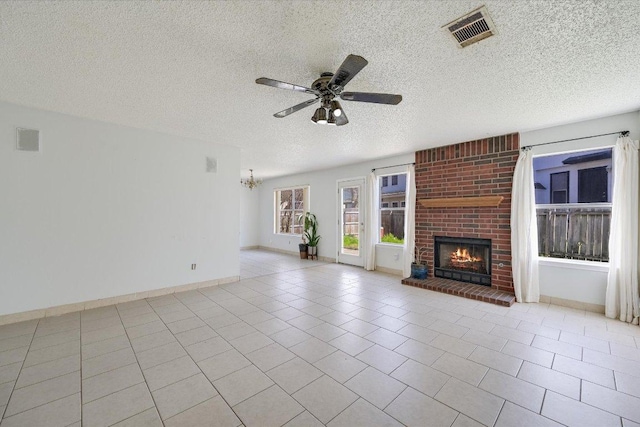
[240,169,262,190]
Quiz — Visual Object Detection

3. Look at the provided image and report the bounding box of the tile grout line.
[11,360,81,391]
[1,392,81,420]
[115,304,166,427]
[146,295,248,426]
[1,319,41,422]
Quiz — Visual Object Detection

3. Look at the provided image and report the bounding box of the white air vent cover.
[443,6,497,48]
[16,128,40,152]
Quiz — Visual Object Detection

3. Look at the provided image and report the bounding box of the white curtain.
[403,165,416,278]
[364,172,378,270]
[511,148,540,302]
[605,136,639,324]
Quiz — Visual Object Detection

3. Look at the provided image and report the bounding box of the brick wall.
[415,133,519,292]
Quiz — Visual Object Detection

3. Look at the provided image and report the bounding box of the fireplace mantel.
[418,195,504,208]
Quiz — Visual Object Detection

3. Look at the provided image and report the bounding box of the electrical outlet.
[191,264,196,270]
[394,253,400,261]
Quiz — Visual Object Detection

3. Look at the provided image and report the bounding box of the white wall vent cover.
[206,157,217,173]
[16,128,41,152]
[443,5,497,48]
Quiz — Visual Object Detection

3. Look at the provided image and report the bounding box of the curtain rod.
[371,162,415,172]
[521,130,629,150]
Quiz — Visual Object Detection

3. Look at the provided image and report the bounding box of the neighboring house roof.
[562,150,612,165]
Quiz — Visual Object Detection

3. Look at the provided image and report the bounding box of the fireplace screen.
[434,236,491,286]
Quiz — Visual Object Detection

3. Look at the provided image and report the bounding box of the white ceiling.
[1,1,639,179]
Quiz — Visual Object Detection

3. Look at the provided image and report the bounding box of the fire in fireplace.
[434,236,491,286]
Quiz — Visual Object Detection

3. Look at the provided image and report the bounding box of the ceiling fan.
[256,54,402,126]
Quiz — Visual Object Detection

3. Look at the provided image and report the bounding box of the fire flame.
[451,247,482,263]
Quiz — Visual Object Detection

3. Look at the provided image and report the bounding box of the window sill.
[376,243,406,249]
[538,257,609,273]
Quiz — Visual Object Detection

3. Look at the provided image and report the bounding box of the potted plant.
[298,241,308,259]
[411,246,428,279]
[305,221,321,258]
[299,212,320,259]
[297,212,315,259]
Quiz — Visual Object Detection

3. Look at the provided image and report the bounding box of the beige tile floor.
[1,249,640,426]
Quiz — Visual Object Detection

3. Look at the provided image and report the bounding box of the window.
[379,173,407,245]
[533,148,612,262]
[578,167,608,202]
[274,186,308,235]
[550,172,569,203]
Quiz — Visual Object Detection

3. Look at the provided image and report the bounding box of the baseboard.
[540,294,605,314]
[0,275,240,327]
[256,246,336,263]
[240,245,259,250]
[375,266,403,276]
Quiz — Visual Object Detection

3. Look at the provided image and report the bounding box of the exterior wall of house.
[533,150,612,204]
[521,110,640,308]
[0,101,240,317]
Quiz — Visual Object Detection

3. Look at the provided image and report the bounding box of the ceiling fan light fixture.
[311,108,320,123]
[330,100,342,117]
[327,109,337,125]
[315,107,327,124]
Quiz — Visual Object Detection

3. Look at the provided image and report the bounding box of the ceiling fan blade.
[256,77,317,95]
[273,98,319,118]
[340,92,402,105]
[335,110,349,126]
[329,55,368,88]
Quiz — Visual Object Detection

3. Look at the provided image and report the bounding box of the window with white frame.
[274,186,309,235]
[379,173,407,245]
[533,148,612,262]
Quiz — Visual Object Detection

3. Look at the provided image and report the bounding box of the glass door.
[337,179,365,267]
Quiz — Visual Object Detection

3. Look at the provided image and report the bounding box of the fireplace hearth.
[434,236,491,286]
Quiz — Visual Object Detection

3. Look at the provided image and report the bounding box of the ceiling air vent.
[443,5,497,48]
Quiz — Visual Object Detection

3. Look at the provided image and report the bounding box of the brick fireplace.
[409,133,519,297]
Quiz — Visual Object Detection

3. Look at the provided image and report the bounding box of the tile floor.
[1,249,640,426]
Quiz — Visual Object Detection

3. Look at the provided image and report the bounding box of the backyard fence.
[536,205,611,262]
[343,209,360,237]
[380,209,405,240]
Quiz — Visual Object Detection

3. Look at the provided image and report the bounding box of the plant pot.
[411,263,428,280]
[299,243,308,259]
[307,246,317,256]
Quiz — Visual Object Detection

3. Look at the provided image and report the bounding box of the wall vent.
[16,128,41,152]
[443,6,497,48]
[206,157,217,173]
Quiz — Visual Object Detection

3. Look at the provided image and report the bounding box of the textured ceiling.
[1,1,639,179]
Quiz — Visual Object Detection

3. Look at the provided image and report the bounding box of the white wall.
[257,153,414,273]
[521,110,640,306]
[0,101,240,316]
[240,186,260,248]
